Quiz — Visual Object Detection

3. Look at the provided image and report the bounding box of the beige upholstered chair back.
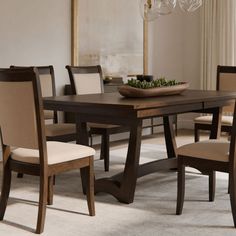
[10,65,56,121]
[66,65,104,95]
[0,68,44,149]
[217,66,236,114]
[73,73,102,95]
[39,74,53,97]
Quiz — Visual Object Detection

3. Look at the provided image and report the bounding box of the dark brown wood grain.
[44,89,236,204]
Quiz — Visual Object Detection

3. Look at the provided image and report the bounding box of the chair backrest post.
[32,67,48,170]
[66,65,104,95]
[37,65,58,123]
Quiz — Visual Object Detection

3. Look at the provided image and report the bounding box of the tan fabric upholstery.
[219,73,236,113]
[177,140,229,162]
[0,81,38,149]
[39,74,53,97]
[74,73,102,95]
[45,123,76,137]
[39,74,54,120]
[194,115,233,126]
[11,141,95,165]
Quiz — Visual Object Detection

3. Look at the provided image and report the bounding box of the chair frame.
[0,68,95,234]
[177,103,236,227]
[194,65,236,142]
[66,65,129,172]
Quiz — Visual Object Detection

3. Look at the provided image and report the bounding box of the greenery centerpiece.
[118,77,189,98]
[126,77,181,89]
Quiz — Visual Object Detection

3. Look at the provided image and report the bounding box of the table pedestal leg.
[163,116,177,159]
[76,116,90,194]
[95,120,142,203]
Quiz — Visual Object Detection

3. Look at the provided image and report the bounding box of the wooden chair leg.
[47,176,54,205]
[53,175,56,185]
[228,174,230,194]
[229,171,236,227]
[209,171,216,202]
[174,115,178,137]
[194,126,200,142]
[0,162,12,220]
[89,134,93,147]
[176,159,185,215]
[100,135,104,160]
[80,168,87,195]
[100,132,110,172]
[80,160,95,215]
[36,175,48,234]
[85,157,95,216]
[17,173,23,178]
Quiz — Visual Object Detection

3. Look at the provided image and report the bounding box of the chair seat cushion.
[194,115,233,126]
[11,141,95,165]
[45,123,76,137]
[177,140,229,162]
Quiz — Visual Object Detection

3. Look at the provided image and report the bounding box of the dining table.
[43,90,236,204]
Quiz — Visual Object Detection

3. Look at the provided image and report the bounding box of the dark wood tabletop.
[44,90,236,204]
[44,89,236,119]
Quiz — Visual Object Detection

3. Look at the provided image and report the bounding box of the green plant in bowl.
[126,77,180,89]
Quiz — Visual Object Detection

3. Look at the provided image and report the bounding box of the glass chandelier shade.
[139,0,203,21]
[156,0,177,15]
[139,0,160,21]
[178,0,202,12]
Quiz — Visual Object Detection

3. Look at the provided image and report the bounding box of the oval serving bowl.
[118,82,189,98]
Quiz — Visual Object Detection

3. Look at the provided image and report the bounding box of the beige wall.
[0,0,71,94]
[150,9,201,89]
[0,1,200,91]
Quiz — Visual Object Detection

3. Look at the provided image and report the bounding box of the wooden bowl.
[118,82,189,98]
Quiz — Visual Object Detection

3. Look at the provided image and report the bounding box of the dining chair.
[0,68,95,234]
[66,65,129,172]
[176,101,236,227]
[11,66,77,180]
[10,65,76,142]
[194,65,236,142]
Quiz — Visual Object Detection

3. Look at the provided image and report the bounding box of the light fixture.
[156,0,177,15]
[139,0,203,21]
[140,0,204,74]
[178,0,202,12]
[139,0,160,21]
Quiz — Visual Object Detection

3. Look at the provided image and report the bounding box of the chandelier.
[139,0,203,21]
